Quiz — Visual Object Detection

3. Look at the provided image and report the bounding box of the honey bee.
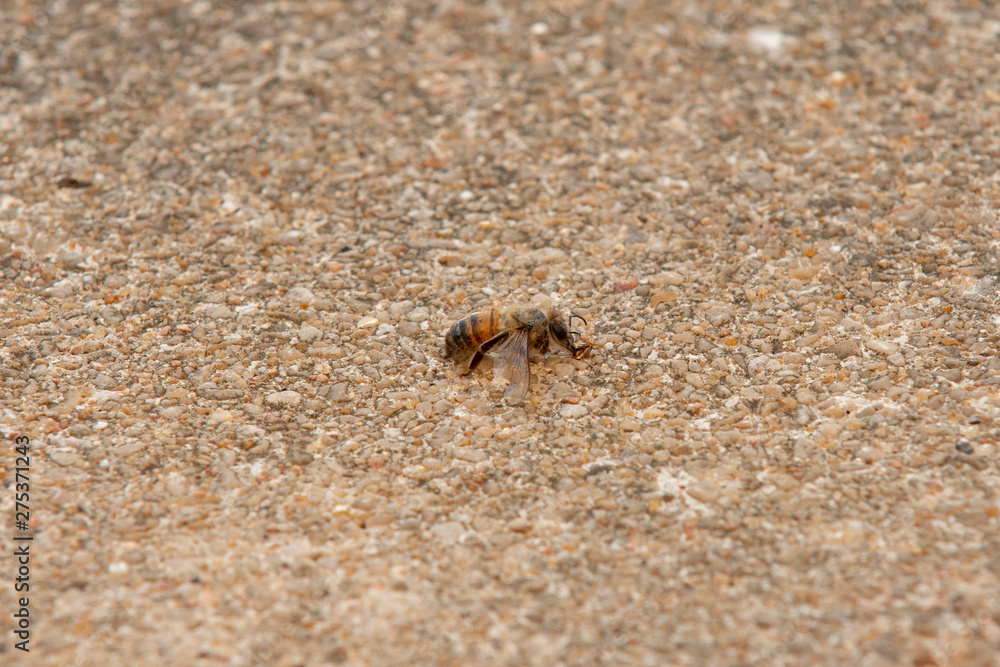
[444,307,593,404]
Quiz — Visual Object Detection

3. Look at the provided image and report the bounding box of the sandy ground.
[2,1,1000,665]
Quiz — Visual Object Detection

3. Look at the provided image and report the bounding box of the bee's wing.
[492,326,531,404]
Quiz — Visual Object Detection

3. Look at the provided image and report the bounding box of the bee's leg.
[464,351,485,375]
[465,331,509,375]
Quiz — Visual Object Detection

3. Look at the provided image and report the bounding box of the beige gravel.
[2,1,1000,665]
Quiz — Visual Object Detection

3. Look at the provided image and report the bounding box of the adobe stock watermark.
[9,434,34,653]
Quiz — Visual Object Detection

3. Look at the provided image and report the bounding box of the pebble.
[329,383,351,402]
[705,307,735,326]
[265,390,302,408]
[533,247,568,264]
[164,472,188,496]
[205,305,233,319]
[868,376,892,391]
[49,451,87,467]
[887,352,906,366]
[55,437,91,450]
[200,388,244,400]
[208,409,233,423]
[685,480,722,504]
[620,418,640,432]
[856,447,882,464]
[299,325,323,342]
[684,373,705,389]
[452,447,487,463]
[560,404,588,419]
[115,442,145,457]
[650,290,678,307]
[407,308,430,322]
[365,512,397,529]
[430,521,466,543]
[826,340,861,359]
[747,27,787,53]
[159,406,186,420]
[237,425,266,441]
[614,279,638,293]
[389,300,414,318]
[867,340,899,355]
[650,271,685,286]
[421,457,443,471]
[428,427,459,447]
[286,287,314,306]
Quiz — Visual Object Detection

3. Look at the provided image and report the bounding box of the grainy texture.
[2,1,1000,665]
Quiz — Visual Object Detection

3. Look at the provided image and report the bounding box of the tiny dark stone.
[56,176,92,188]
[585,464,614,478]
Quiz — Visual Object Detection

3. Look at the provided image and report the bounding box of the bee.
[444,307,593,404]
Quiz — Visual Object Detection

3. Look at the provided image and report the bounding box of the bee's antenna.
[569,315,587,327]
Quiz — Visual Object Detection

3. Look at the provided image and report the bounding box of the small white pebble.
[867,340,898,355]
[430,521,466,543]
[208,409,233,423]
[560,404,588,419]
[747,27,786,53]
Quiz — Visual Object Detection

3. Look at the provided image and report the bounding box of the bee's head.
[547,310,570,347]
[548,310,592,359]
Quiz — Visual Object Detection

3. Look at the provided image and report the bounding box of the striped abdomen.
[445,309,501,360]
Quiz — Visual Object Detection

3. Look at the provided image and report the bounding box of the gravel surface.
[2,1,1000,665]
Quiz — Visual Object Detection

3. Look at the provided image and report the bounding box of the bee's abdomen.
[445,310,498,359]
